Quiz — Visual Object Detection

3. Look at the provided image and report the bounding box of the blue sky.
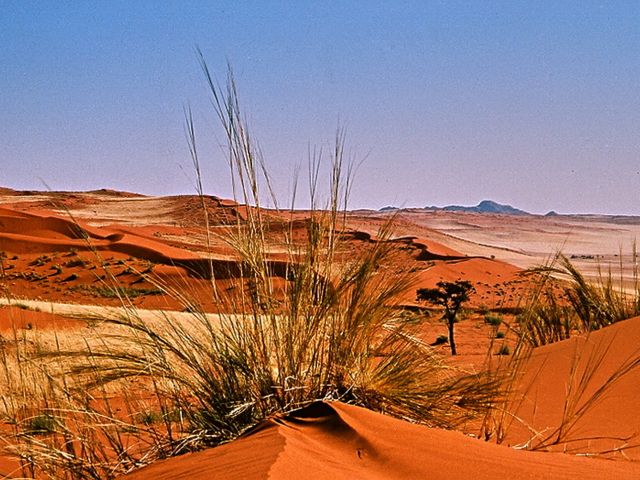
[2,1,640,214]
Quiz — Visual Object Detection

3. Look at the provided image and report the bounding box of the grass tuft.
[0,62,504,478]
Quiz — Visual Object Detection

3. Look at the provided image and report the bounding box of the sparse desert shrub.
[495,331,505,339]
[496,344,510,356]
[433,334,449,345]
[516,264,574,347]
[64,258,86,268]
[484,313,503,327]
[25,272,45,282]
[557,251,640,330]
[25,413,57,435]
[94,286,164,298]
[517,249,640,347]
[29,255,50,267]
[141,261,155,274]
[139,411,161,426]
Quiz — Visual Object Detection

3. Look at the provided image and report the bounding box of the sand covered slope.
[123,402,640,480]
[502,315,640,458]
[0,206,201,261]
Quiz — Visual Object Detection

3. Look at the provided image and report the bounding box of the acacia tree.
[417,280,474,355]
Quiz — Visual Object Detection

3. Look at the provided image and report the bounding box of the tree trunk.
[448,319,457,355]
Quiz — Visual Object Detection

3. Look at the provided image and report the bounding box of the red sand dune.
[123,402,640,480]
[414,256,520,289]
[406,236,466,258]
[501,315,640,459]
[0,207,197,260]
[0,204,523,308]
[0,206,255,280]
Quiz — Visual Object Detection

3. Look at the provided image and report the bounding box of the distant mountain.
[378,206,400,212]
[431,200,530,216]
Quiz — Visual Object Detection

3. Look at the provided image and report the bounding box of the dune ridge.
[123,402,640,480]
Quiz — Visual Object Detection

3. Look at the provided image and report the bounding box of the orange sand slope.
[504,315,640,458]
[124,402,639,480]
[0,206,198,261]
[0,206,255,279]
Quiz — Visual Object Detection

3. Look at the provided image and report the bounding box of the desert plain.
[0,187,639,479]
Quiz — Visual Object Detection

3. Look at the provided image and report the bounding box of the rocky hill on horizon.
[437,200,530,215]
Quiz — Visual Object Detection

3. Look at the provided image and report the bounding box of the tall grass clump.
[515,247,640,347]
[0,303,175,479]
[557,249,640,331]
[516,258,574,347]
[0,63,503,478]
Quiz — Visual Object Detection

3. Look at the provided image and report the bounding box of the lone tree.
[417,280,474,355]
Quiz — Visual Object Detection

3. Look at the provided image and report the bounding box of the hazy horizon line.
[2,183,639,218]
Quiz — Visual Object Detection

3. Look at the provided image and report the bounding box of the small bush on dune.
[433,334,449,345]
[64,258,86,268]
[25,413,57,435]
[89,285,164,298]
[496,344,510,356]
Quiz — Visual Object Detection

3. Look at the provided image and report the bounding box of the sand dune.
[0,207,197,259]
[123,402,640,480]
[0,202,521,309]
[502,315,640,458]
[0,206,257,279]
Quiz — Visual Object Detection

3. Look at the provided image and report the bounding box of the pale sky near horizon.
[2,1,640,214]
